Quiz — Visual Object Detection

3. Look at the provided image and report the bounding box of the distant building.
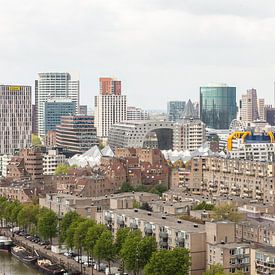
[56,115,98,154]
[45,130,57,148]
[200,84,237,129]
[0,85,32,155]
[94,77,127,139]
[173,100,206,151]
[167,101,185,122]
[239,89,259,122]
[79,105,88,115]
[265,106,275,126]
[44,98,76,134]
[35,72,80,136]
[43,149,66,175]
[32,105,38,134]
[258,98,265,120]
[7,148,44,182]
[127,106,149,120]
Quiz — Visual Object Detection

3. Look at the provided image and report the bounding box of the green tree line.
[0,197,191,274]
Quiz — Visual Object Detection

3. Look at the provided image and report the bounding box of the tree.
[37,208,58,243]
[120,230,156,275]
[213,203,243,222]
[17,204,40,232]
[144,248,191,275]
[93,230,116,272]
[32,134,42,146]
[84,223,106,264]
[59,211,81,243]
[55,164,70,175]
[65,220,80,250]
[115,227,131,255]
[149,184,168,196]
[203,264,225,275]
[119,182,134,193]
[193,201,215,211]
[74,219,95,262]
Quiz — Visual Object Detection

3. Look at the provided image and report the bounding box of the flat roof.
[110,208,206,233]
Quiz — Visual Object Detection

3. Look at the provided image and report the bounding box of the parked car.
[94,263,107,272]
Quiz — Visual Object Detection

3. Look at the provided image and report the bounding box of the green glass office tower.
[200,84,237,129]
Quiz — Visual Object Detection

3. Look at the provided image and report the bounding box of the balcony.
[130,223,138,230]
[144,226,153,236]
[117,218,125,227]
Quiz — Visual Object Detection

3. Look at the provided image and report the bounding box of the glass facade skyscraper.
[167,101,186,122]
[200,84,237,129]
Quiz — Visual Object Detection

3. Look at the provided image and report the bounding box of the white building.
[127,106,149,121]
[173,100,206,152]
[94,78,127,139]
[229,143,275,162]
[0,85,32,154]
[0,155,12,177]
[35,72,80,136]
[239,89,258,122]
[43,149,66,175]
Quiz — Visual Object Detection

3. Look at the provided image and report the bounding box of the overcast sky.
[1,0,275,110]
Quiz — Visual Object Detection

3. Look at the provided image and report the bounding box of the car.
[94,263,107,272]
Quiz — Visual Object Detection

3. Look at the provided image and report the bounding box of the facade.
[43,149,66,175]
[239,89,259,122]
[251,246,275,274]
[97,209,206,275]
[258,98,265,120]
[230,143,275,162]
[7,148,44,182]
[45,130,57,148]
[206,221,250,274]
[56,115,98,154]
[35,72,80,136]
[200,84,237,129]
[127,106,149,121]
[167,101,186,122]
[32,105,37,134]
[79,105,88,115]
[44,99,76,134]
[265,106,275,126]
[108,121,174,150]
[201,157,275,204]
[99,77,121,95]
[0,85,32,155]
[94,77,127,138]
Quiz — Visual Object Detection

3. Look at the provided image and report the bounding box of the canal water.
[0,252,41,275]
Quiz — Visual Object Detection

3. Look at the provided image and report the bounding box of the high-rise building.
[257,98,265,120]
[167,101,186,122]
[32,105,38,134]
[200,84,237,129]
[99,77,121,95]
[79,105,88,115]
[44,98,76,134]
[239,89,259,122]
[173,100,206,151]
[35,72,80,136]
[56,115,98,153]
[94,77,127,139]
[265,106,275,126]
[127,106,149,121]
[0,85,32,154]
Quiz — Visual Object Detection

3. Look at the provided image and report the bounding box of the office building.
[44,98,76,134]
[265,106,275,126]
[35,72,80,136]
[257,98,265,120]
[94,77,127,139]
[200,84,237,129]
[0,85,32,155]
[127,106,149,120]
[173,100,206,151]
[56,115,98,154]
[32,105,37,134]
[79,105,88,115]
[167,101,186,122]
[239,89,258,122]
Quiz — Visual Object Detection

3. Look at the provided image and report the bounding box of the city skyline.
[1,1,275,109]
